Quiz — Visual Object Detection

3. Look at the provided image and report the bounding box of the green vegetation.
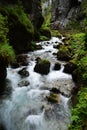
[0,5,34,34]
[68,33,87,81]
[69,88,87,130]
[39,59,50,64]
[0,14,15,64]
[40,35,49,41]
[67,32,87,130]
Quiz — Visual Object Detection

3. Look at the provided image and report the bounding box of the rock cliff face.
[51,0,82,29]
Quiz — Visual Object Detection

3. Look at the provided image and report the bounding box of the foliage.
[0,14,8,43]
[69,87,87,130]
[51,30,61,37]
[0,43,15,63]
[40,35,49,41]
[68,33,87,81]
[67,31,87,130]
[0,5,34,34]
[0,14,15,64]
[42,13,51,29]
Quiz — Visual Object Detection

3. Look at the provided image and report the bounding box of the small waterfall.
[0,37,75,130]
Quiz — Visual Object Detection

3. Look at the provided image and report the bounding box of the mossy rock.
[0,5,34,53]
[57,50,71,61]
[18,67,29,78]
[47,93,59,103]
[63,62,77,74]
[34,59,50,75]
[40,28,51,39]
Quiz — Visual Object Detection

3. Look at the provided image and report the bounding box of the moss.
[47,93,59,103]
[42,13,51,29]
[0,5,34,34]
[39,59,50,64]
[51,30,62,37]
[0,44,15,63]
[40,35,49,41]
[0,14,15,64]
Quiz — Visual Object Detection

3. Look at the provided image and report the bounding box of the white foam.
[27,89,50,99]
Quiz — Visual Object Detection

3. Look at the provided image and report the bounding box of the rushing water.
[0,37,75,130]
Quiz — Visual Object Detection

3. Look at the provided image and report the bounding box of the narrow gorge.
[0,0,87,130]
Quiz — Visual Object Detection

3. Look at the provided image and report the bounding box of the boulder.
[18,80,30,87]
[34,59,50,75]
[47,93,59,103]
[0,0,44,53]
[35,45,42,50]
[18,67,29,78]
[16,54,29,66]
[63,62,77,74]
[57,50,71,61]
[53,44,61,49]
[72,69,78,82]
[53,62,61,70]
[11,61,20,69]
[0,57,7,91]
[11,54,29,68]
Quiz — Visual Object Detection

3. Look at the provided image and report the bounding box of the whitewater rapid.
[0,37,75,130]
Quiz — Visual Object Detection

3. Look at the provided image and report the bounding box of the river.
[0,37,75,130]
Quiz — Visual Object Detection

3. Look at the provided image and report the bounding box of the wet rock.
[40,28,51,39]
[53,44,60,49]
[35,57,41,63]
[50,88,60,94]
[11,61,20,69]
[72,69,78,83]
[18,80,30,87]
[34,59,50,75]
[16,54,29,66]
[0,123,5,130]
[11,54,29,68]
[57,50,71,61]
[35,45,42,50]
[63,62,77,74]
[53,62,61,70]
[18,67,29,78]
[47,93,59,103]
[52,52,57,55]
